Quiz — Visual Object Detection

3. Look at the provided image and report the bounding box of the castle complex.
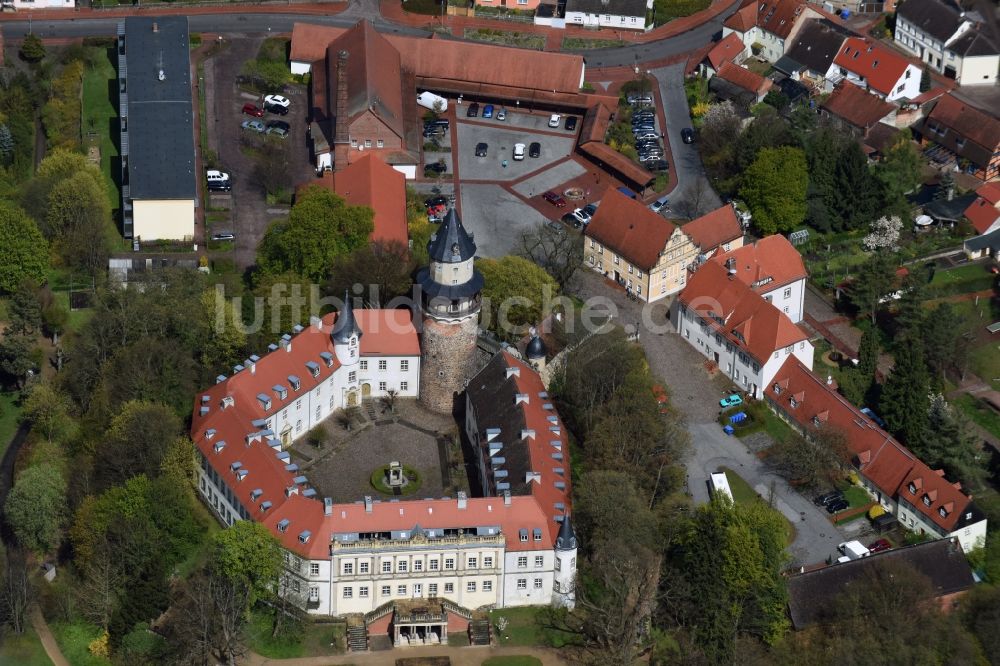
[191,210,576,646]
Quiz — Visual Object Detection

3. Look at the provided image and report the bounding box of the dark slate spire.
[555,514,577,551]
[427,208,477,264]
[526,327,546,360]
[331,290,362,344]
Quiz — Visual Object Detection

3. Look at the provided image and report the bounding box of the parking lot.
[453,111,579,182]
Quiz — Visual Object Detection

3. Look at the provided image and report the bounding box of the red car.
[541,191,567,208]
[242,103,264,118]
[868,539,891,554]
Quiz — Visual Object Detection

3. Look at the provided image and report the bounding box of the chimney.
[324,497,333,516]
[364,495,373,513]
[311,315,322,331]
[334,50,351,173]
[503,490,512,506]
[826,375,833,385]
[152,22,158,33]
[246,359,256,375]
[457,491,468,510]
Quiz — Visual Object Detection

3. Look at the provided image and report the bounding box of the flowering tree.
[861,215,902,252]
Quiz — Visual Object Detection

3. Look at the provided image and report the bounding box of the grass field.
[843,485,871,509]
[245,609,345,658]
[721,467,796,545]
[561,37,625,49]
[930,262,992,286]
[954,394,1000,440]
[482,657,544,666]
[489,607,577,648]
[81,47,120,214]
[463,28,545,50]
[969,342,1000,391]
[50,621,111,666]
[0,627,51,666]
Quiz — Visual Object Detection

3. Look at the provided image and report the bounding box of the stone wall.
[419,316,479,414]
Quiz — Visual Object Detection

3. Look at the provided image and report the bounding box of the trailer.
[709,472,734,502]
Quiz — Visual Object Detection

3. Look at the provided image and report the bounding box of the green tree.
[917,395,985,491]
[257,185,373,282]
[574,470,662,555]
[920,65,931,92]
[0,124,13,164]
[922,301,971,384]
[200,288,247,371]
[831,143,882,231]
[847,252,897,325]
[875,133,922,214]
[478,256,559,342]
[18,34,46,63]
[0,203,48,294]
[210,521,283,610]
[0,335,37,389]
[4,463,66,553]
[6,281,42,335]
[21,381,76,445]
[328,240,417,308]
[93,400,183,490]
[879,342,930,447]
[857,326,880,381]
[740,146,808,235]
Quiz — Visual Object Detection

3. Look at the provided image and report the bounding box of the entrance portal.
[280,425,292,448]
[362,383,372,399]
[346,390,359,407]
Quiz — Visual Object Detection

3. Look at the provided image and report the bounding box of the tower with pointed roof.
[332,290,362,367]
[416,208,484,413]
[553,515,577,608]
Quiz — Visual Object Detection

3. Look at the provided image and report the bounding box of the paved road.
[651,62,722,218]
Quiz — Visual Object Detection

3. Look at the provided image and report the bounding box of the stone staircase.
[346,619,369,652]
[469,618,491,646]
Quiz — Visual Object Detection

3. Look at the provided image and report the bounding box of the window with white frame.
[376,139,384,148]
[397,585,407,596]
[343,562,353,575]
[467,581,477,592]
[343,587,353,598]
[400,360,409,371]
[413,583,422,596]
[468,556,478,569]
[483,580,493,592]
[310,563,320,576]
[398,561,408,573]
[517,556,528,568]
[381,585,391,596]
[484,556,493,568]
[517,578,527,590]
[379,381,387,392]
[534,556,544,567]
[359,561,369,574]
[382,561,392,573]
[401,381,408,391]
[348,371,356,383]
[359,586,369,598]
[360,360,368,370]
[414,560,423,572]
[445,558,455,570]
[445,583,454,593]
[379,360,387,371]
[429,558,440,571]
[534,578,543,589]
[429,583,438,595]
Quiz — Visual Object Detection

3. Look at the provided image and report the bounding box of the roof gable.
[681,204,744,252]
[328,21,405,140]
[715,61,771,94]
[584,189,676,270]
[331,155,408,246]
[833,37,912,96]
[821,82,896,130]
[926,94,1000,154]
[786,19,851,73]
[707,33,748,70]
[896,0,966,44]
[710,234,807,292]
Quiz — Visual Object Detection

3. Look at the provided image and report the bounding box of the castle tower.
[416,208,484,413]
[553,515,578,609]
[525,327,547,374]
[332,289,362,367]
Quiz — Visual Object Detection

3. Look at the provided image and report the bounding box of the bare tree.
[518,224,584,289]
[676,179,713,220]
[0,548,32,635]
[76,542,125,630]
[163,571,253,666]
[382,389,399,414]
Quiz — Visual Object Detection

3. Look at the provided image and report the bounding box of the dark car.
[475,142,488,157]
[211,232,235,241]
[681,127,695,144]
[528,142,541,158]
[242,103,264,117]
[646,159,670,172]
[466,102,480,118]
[826,499,849,514]
[541,191,567,208]
[266,120,290,132]
[561,212,580,227]
[424,119,450,130]
[564,116,577,131]
[424,162,447,175]
[207,180,232,192]
[582,203,598,218]
[424,195,448,208]
[814,491,845,506]
[264,103,289,116]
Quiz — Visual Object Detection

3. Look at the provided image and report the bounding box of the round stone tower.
[553,514,578,609]
[416,208,484,414]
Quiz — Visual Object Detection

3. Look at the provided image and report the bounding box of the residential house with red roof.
[766,357,987,553]
[962,182,1000,259]
[820,82,898,139]
[673,260,813,397]
[722,0,823,63]
[913,93,1000,181]
[583,189,744,302]
[709,234,808,323]
[709,61,774,109]
[699,33,749,78]
[779,18,852,92]
[320,154,409,247]
[827,37,922,101]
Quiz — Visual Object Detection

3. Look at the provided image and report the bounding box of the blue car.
[720,394,743,408]
[483,104,494,119]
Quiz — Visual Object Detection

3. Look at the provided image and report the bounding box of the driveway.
[650,63,721,219]
[569,270,846,567]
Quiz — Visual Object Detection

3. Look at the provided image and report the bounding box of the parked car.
[646,159,670,172]
[627,93,653,105]
[424,119,450,130]
[267,120,290,132]
[548,114,561,128]
[424,195,448,208]
[264,103,289,116]
[482,104,494,119]
[265,122,289,138]
[814,491,845,506]
[496,108,506,121]
[466,102,480,118]
[681,127,696,144]
[565,116,577,131]
[546,220,566,235]
[635,131,660,141]
[582,203,598,218]
[206,170,231,191]
[542,191,566,208]
[211,232,235,241]
[513,143,526,161]
[475,142,488,157]
[264,94,290,109]
[868,539,892,554]
[561,212,580,227]
[423,128,445,139]
[242,103,264,117]
[649,196,670,213]
[241,119,265,133]
[720,394,743,408]
[528,142,541,158]
[567,208,590,227]
[424,162,447,175]
[826,499,849,513]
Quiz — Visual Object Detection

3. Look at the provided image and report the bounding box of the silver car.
[241,119,265,133]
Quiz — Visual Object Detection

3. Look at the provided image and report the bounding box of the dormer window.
[273,385,287,400]
[289,375,301,391]
[277,519,290,533]
[939,507,949,518]
[319,352,334,367]
[922,494,932,507]
[908,482,917,495]
[789,398,798,409]
[773,384,782,395]
[306,361,320,378]
[257,394,272,411]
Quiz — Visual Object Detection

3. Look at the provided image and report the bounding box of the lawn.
[0,392,23,457]
[50,620,111,666]
[401,0,445,15]
[561,37,625,49]
[482,657,543,666]
[81,47,120,214]
[930,262,993,286]
[653,0,711,24]
[843,485,871,509]
[489,607,577,648]
[953,394,1000,440]
[245,609,345,658]
[463,29,546,50]
[721,467,796,545]
[969,341,1000,391]
[0,627,51,666]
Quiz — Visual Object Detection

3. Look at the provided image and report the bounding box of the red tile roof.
[584,188,676,270]
[330,155,408,246]
[767,357,975,533]
[724,0,758,32]
[677,261,809,363]
[707,33,747,70]
[328,22,405,141]
[710,234,807,292]
[681,204,744,252]
[715,61,771,95]
[964,196,1000,235]
[833,37,913,97]
[191,313,563,558]
[821,82,896,130]
[977,181,1000,206]
[724,0,809,39]
[576,142,655,189]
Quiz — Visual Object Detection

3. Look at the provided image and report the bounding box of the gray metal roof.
[428,208,477,264]
[331,291,363,344]
[121,17,196,201]
[896,0,965,44]
[947,28,1000,57]
[964,227,1000,252]
[786,19,851,75]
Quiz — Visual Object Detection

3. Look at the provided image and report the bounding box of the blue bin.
[723,425,735,436]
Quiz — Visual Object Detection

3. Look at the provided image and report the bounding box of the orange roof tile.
[977,181,1000,206]
[724,0,809,39]
[678,261,809,363]
[331,154,408,246]
[577,143,655,189]
[833,37,913,97]
[821,82,896,130]
[767,357,977,533]
[964,196,1000,235]
[715,61,770,94]
[327,23,405,141]
[681,204,744,252]
[707,33,748,70]
[584,188,676,270]
[710,234,807,292]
